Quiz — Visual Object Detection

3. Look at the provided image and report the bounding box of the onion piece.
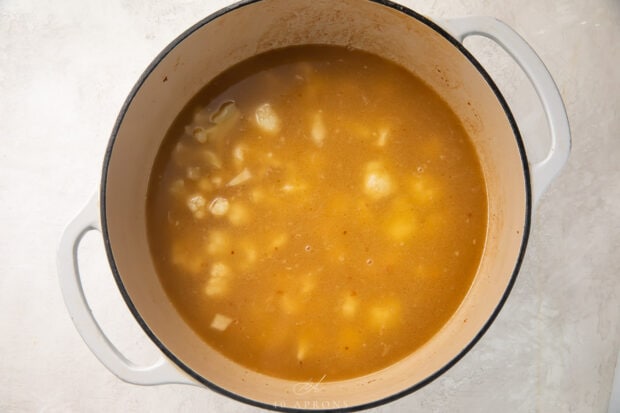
[193,101,241,144]
[211,100,239,124]
[203,151,222,169]
[227,168,252,186]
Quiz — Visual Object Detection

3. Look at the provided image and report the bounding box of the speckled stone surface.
[1,1,618,412]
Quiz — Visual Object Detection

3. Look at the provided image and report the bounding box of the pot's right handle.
[441,17,571,206]
[57,193,196,386]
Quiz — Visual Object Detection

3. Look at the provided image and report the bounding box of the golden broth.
[147,45,487,381]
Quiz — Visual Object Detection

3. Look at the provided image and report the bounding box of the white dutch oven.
[58,0,570,411]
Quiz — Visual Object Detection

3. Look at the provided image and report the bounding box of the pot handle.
[57,193,195,386]
[440,16,571,205]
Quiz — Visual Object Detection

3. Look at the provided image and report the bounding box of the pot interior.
[103,0,528,409]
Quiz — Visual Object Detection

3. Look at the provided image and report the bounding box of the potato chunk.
[368,298,402,331]
[209,197,229,216]
[364,161,394,200]
[384,198,417,241]
[210,313,233,331]
[295,327,325,361]
[255,103,280,134]
[238,239,258,269]
[228,202,251,226]
[205,262,231,297]
[210,175,223,187]
[197,177,213,192]
[341,293,359,318]
[386,216,416,241]
[192,126,210,144]
[170,241,202,274]
[250,187,266,204]
[186,194,207,219]
[205,230,231,255]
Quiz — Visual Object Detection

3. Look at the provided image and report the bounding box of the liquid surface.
[147,45,487,381]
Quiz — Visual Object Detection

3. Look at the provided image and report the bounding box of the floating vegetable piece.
[187,194,207,219]
[210,313,233,331]
[364,161,394,200]
[311,111,326,147]
[209,197,229,216]
[193,101,241,144]
[255,103,280,134]
[227,168,252,186]
[205,262,231,297]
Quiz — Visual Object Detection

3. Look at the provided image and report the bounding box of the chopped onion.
[203,151,222,169]
[210,100,239,124]
[227,168,252,186]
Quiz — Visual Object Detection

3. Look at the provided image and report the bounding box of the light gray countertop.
[1,0,618,412]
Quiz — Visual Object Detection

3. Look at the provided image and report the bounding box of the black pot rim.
[100,0,532,411]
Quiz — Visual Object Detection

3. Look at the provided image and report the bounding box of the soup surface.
[147,45,487,381]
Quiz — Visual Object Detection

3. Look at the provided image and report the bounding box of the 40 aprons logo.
[272,375,350,409]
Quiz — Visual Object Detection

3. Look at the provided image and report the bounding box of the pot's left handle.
[57,193,195,386]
